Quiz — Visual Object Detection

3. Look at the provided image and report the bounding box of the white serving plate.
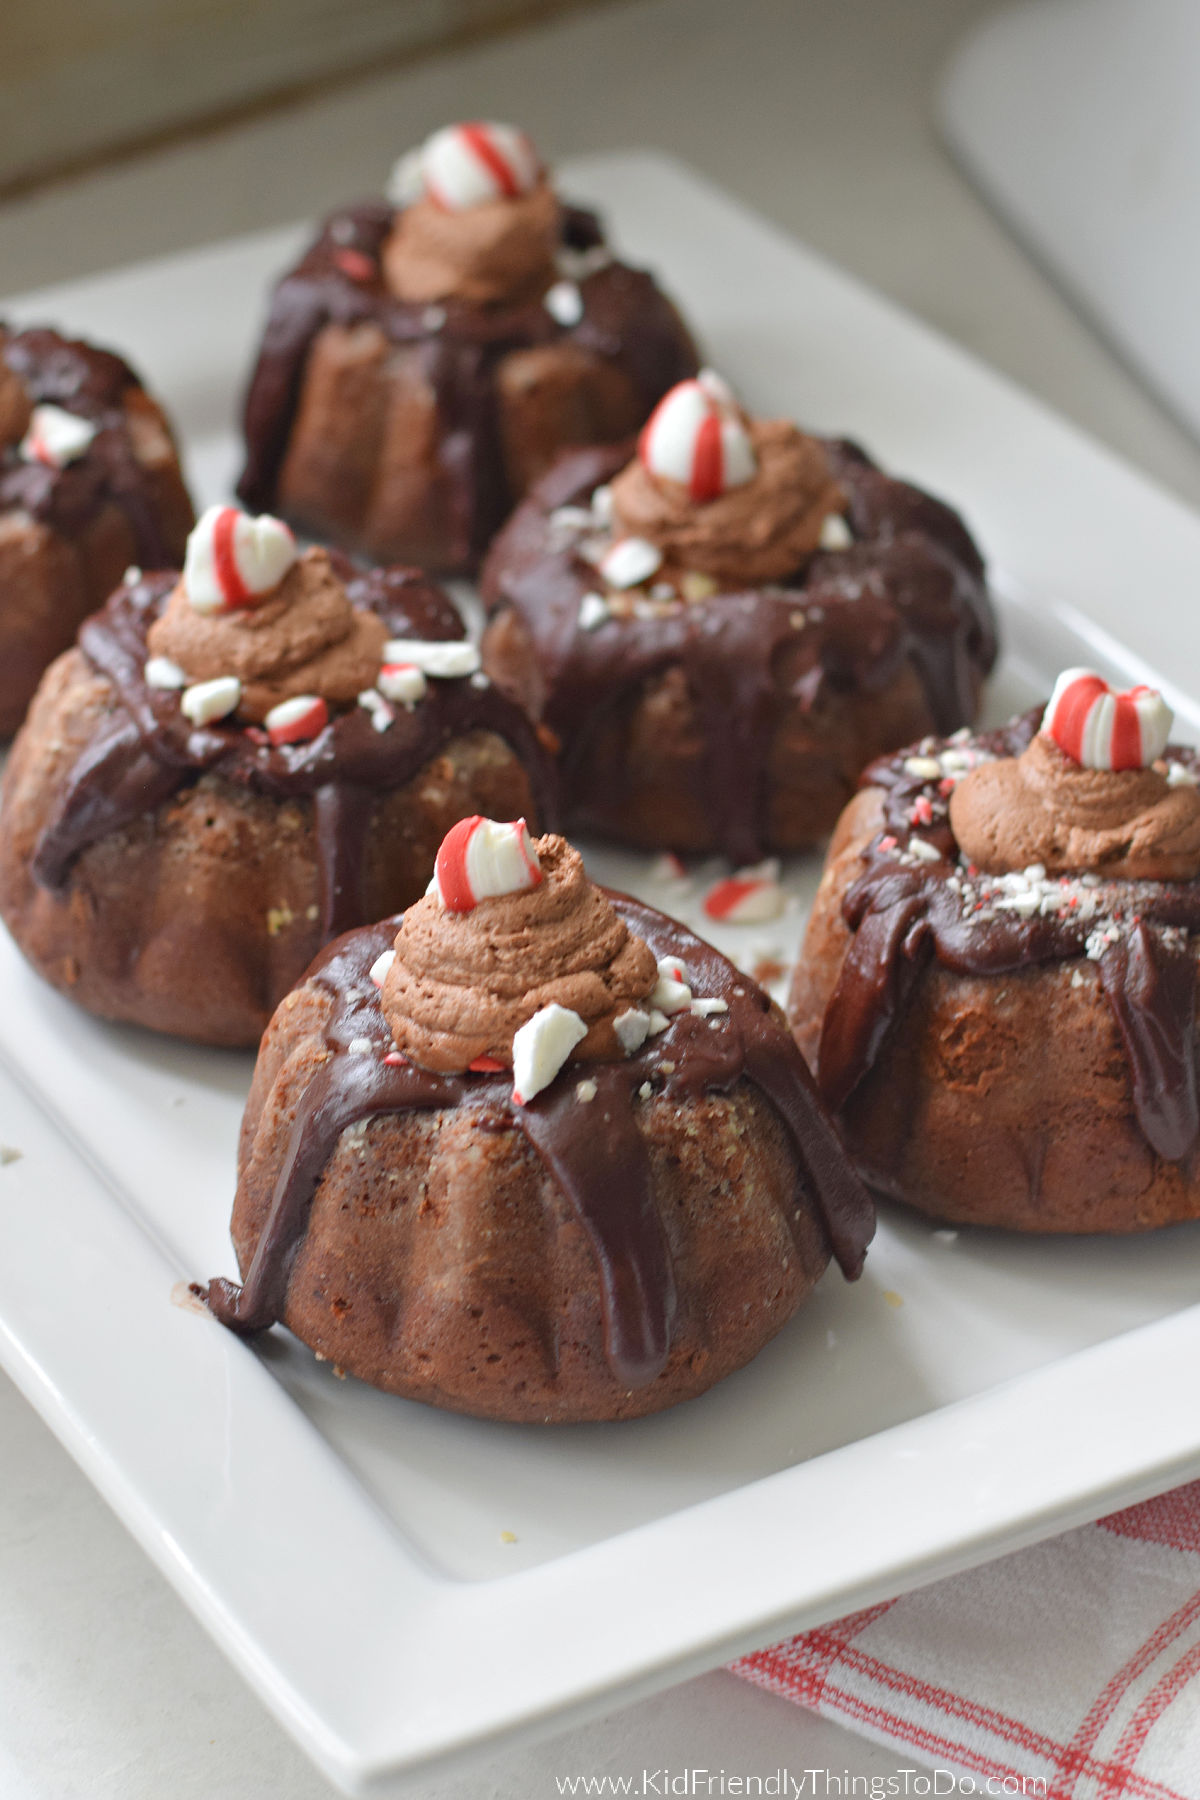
[4,153,1200,1797]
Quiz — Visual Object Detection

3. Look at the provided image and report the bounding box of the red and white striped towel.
[732,1481,1200,1796]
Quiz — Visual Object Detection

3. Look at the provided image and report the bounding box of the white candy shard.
[184,505,296,614]
[1042,666,1173,771]
[377,662,428,705]
[144,656,187,690]
[180,675,241,727]
[578,592,611,631]
[396,121,541,213]
[434,816,543,911]
[599,536,662,589]
[544,280,583,326]
[613,1008,652,1054]
[512,1003,588,1105]
[650,954,693,1015]
[264,693,328,745]
[646,1008,671,1036]
[20,404,97,468]
[357,688,395,732]
[638,371,756,502]
[818,513,853,551]
[381,638,481,679]
[369,949,395,988]
[690,997,729,1017]
[701,860,785,924]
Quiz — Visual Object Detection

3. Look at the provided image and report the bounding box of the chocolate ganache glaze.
[30,564,556,940]
[0,328,184,564]
[202,895,874,1388]
[817,709,1200,1162]
[237,201,697,565]
[481,438,996,866]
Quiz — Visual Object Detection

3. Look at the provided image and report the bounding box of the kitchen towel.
[733,1480,1200,1796]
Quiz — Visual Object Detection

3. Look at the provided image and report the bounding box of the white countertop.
[4,0,1198,1792]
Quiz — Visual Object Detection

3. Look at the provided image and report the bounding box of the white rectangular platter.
[4,154,1200,1797]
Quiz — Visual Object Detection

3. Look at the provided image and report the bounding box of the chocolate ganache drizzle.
[31,565,556,940]
[0,328,183,564]
[237,201,697,564]
[817,709,1200,1162]
[481,437,996,867]
[202,896,874,1388]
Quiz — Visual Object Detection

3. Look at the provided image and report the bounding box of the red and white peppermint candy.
[512,1003,588,1106]
[377,662,428,706]
[381,637,480,679]
[264,694,328,746]
[433,816,543,913]
[702,859,785,924]
[20,404,97,468]
[183,505,297,615]
[406,122,540,213]
[638,371,757,503]
[1042,667,1173,772]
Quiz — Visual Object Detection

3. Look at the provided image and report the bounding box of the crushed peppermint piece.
[369,949,395,987]
[651,852,688,883]
[818,513,853,551]
[575,1078,598,1103]
[512,1004,588,1105]
[600,536,662,589]
[904,755,942,780]
[265,693,328,746]
[680,571,718,602]
[578,591,611,632]
[690,997,728,1016]
[905,838,941,864]
[184,506,296,614]
[548,504,595,535]
[638,1081,653,1100]
[613,1008,652,1054]
[20,404,97,468]
[544,280,584,326]
[434,816,542,911]
[590,483,614,525]
[381,638,480,679]
[703,860,785,923]
[181,675,241,727]
[347,1036,375,1056]
[1167,760,1199,787]
[378,662,428,706]
[647,1009,671,1036]
[357,688,395,732]
[144,656,187,690]
[468,1055,506,1073]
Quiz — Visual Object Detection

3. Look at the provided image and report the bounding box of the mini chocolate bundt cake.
[237,121,698,574]
[790,669,1200,1231]
[0,325,193,735]
[480,371,996,864]
[0,506,553,1046]
[202,823,874,1422]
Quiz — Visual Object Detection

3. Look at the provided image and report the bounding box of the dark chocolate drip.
[236,200,697,561]
[480,438,996,864]
[816,710,1200,1161]
[1,327,183,565]
[202,898,874,1388]
[1099,923,1199,1162]
[31,568,557,920]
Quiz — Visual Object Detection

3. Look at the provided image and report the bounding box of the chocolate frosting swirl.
[146,546,388,722]
[609,418,844,585]
[382,835,657,1068]
[381,182,561,307]
[949,730,1200,881]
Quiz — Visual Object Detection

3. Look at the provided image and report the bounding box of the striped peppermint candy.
[433,816,543,912]
[183,505,297,615]
[264,694,329,746]
[1042,668,1173,772]
[638,370,757,503]
[20,404,97,468]
[394,122,541,213]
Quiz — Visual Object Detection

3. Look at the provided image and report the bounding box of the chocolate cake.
[0,326,193,736]
[0,507,554,1046]
[237,121,698,573]
[202,824,874,1422]
[480,372,996,864]
[790,670,1200,1230]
